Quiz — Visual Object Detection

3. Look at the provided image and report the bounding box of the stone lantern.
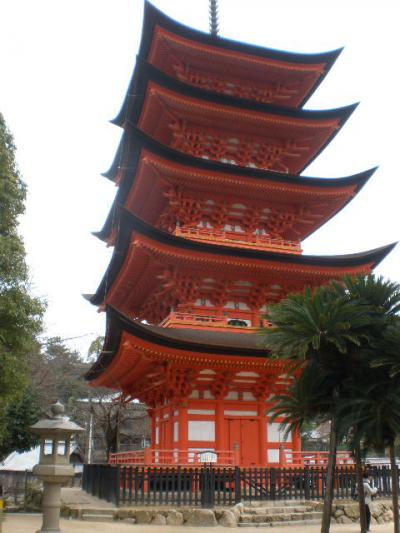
[30,401,84,533]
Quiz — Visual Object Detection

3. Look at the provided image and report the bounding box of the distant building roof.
[0,447,40,472]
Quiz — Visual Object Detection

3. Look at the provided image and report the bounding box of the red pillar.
[215,397,225,452]
[258,399,267,467]
[279,444,286,467]
[292,428,301,451]
[178,402,188,463]
[166,407,174,450]
[148,408,155,449]
[154,408,160,450]
[292,428,301,465]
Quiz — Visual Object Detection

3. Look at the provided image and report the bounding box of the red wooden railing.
[109,449,237,467]
[160,312,270,330]
[174,227,302,254]
[280,449,354,467]
[109,448,354,468]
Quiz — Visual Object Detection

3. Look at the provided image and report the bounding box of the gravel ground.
[2,513,396,533]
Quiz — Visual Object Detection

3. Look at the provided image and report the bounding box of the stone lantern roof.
[30,401,84,436]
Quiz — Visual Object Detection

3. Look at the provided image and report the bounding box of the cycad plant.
[341,275,400,533]
[339,377,400,533]
[263,283,372,533]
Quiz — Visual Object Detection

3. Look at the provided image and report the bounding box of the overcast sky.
[1,0,399,356]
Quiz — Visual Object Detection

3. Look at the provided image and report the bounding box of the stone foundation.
[331,500,394,525]
[63,499,396,527]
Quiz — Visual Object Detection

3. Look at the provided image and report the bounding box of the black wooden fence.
[82,464,398,508]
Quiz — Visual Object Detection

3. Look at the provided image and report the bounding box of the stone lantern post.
[30,401,84,533]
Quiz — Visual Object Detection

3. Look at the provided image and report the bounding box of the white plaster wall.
[268,449,279,463]
[188,421,215,441]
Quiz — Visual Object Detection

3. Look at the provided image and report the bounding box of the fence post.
[270,468,276,500]
[94,465,100,498]
[304,466,310,500]
[114,466,121,507]
[89,464,94,495]
[82,465,86,492]
[234,467,241,504]
[201,466,215,509]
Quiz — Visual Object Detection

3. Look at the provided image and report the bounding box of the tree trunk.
[354,439,367,533]
[321,416,337,533]
[389,443,399,533]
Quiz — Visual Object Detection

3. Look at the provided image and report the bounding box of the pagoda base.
[146,396,300,468]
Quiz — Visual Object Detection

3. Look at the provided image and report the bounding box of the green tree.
[339,275,400,533]
[373,324,400,532]
[340,379,400,533]
[0,390,40,459]
[28,337,90,409]
[263,284,372,533]
[0,113,45,445]
[265,275,400,533]
[269,362,333,441]
[87,335,104,362]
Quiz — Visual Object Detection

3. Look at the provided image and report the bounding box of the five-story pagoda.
[85,1,394,467]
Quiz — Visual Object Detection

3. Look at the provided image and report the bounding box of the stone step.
[243,500,308,508]
[80,508,116,515]
[81,513,115,522]
[243,506,313,515]
[238,518,322,528]
[240,511,323,523]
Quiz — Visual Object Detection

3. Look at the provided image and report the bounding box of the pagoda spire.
[209,0,219,36]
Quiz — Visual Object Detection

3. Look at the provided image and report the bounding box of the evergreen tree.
[28,337,90,409]
[0,113,45,445]
[0,390,40,459]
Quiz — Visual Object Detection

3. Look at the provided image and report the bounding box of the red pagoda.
[86,1,394,468]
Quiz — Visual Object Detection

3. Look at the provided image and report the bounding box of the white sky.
[1,0,399,356]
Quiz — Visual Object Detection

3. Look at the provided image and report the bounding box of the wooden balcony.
[173,227,302,254]
[159,312,270,331]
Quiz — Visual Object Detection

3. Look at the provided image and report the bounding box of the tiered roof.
[87,306,296,407]
[96,128,375,246]
[114,0,343,121]
[86,1,394,392]
[89,211,394,325]
[117,61,356,174]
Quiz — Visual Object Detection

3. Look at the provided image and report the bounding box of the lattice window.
[172,60,302,105]
[170,120,310,172]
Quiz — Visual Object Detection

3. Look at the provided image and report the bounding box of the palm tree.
[372,324,400,378]
[269,362,333,436]
[263,283,372,533]
[339,379,400,533]
[341,275,400,533]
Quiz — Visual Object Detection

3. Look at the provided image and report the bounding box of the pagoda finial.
[209,0,219,37]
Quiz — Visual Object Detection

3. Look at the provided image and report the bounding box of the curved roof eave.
[103,125,374,190]
[140,1,342,66]
[112,1,343,126]
[96,128,376,243]
[89,209,396,306]
[111,59,355,128]
[85,305,270,382]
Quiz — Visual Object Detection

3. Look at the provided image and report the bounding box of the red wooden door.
[240,419,259,466]
[226,418,260,466]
